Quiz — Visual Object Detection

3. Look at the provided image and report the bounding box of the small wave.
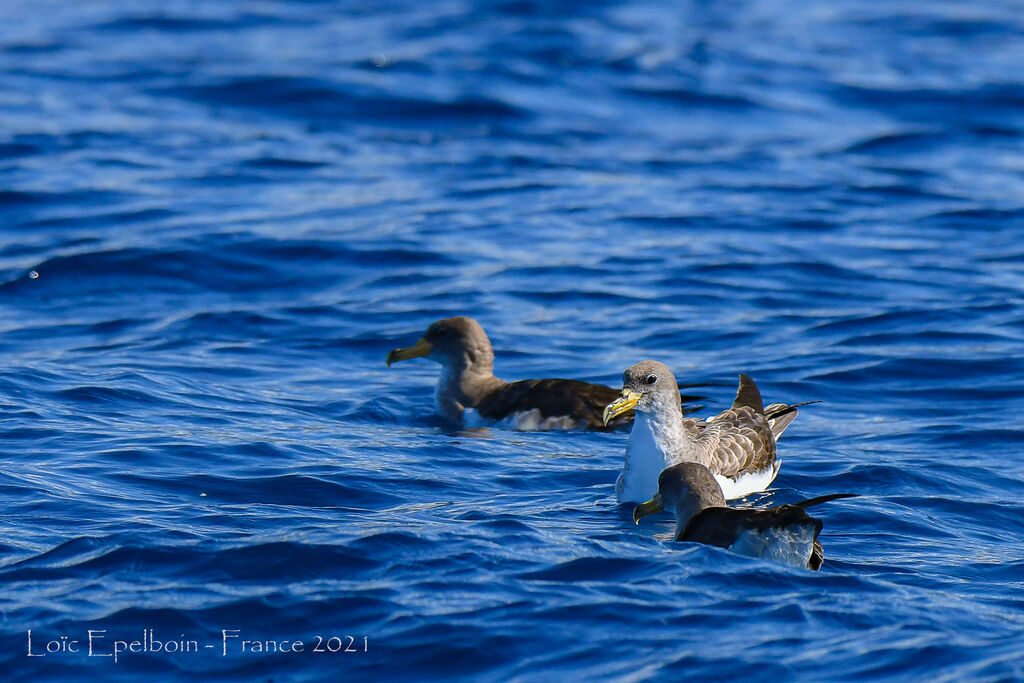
[165,76,528,127]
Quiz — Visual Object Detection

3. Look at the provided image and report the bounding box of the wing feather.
[692,406,777,478]
[681,506,823,549]
[476,379,710,430]
[476,379,618,428]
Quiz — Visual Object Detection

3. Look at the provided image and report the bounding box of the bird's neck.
[672,496,718,540]
[436,354,505,419]
[629,402,688,458]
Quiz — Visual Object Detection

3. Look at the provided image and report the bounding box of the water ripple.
[2,0,1023,680]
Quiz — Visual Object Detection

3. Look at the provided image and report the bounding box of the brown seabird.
[633,462,857,570]
[603,360,815,502]
[386,316,706,430]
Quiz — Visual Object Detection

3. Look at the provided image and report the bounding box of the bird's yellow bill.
[633,493,663,524]
[386,338,434,366]
[602,389,640,425]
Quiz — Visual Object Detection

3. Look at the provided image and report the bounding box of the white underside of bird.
[713,461,781,500]
[615,411,669,503]
[728,524,816,568]
[464,408,584,431]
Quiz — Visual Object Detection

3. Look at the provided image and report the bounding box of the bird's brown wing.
[719,369,818,439]
[695,406,777,478]
[477,379,711,429]
[731,373,765,412]
[475,379,623,428]
[680,505,824,550]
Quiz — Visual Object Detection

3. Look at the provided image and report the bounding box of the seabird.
[633,462,856,570]
[386,316,706,430]
[603,360,815,502]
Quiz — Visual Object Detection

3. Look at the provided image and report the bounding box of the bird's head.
[386,316,494,369]
[602,360,680,425]
[633,462,725,524]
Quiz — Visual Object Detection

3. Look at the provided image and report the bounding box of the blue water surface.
[2,0,1024,680]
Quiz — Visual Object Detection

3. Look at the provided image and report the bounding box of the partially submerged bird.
[604,360,816,502]
[633,462,856,570]
[387,317,706,430]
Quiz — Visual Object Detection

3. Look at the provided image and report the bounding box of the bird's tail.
[794,492,859,509]
[765,400,821,422]
[764,400,822,439]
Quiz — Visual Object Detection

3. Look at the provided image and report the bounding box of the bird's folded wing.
[476,378,620,427]
[697,409,776,478]
[681,506,823,548]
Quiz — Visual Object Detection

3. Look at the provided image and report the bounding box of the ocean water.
[2,0,1024,679]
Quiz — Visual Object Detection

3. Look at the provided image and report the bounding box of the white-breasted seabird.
[386,317,707,430]
[603,360,815,502]
[633,462,856,570]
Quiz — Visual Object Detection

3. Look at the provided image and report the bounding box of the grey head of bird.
[386,316,496,370]
[633,462,727,526]
[602,360,680,426]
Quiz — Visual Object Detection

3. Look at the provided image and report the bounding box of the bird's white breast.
[434,364,466,420]
[616,411,671,503]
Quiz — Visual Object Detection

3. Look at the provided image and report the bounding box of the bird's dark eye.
[645,374,658,385]
[435,328,448,337]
